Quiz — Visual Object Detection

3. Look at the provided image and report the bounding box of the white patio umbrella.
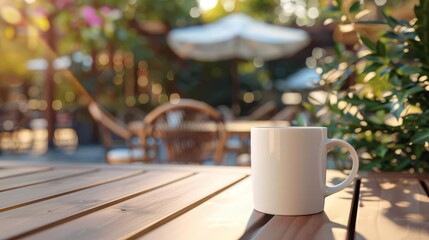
[167,13,310,113]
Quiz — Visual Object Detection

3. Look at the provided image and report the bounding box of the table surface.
[0,161,428,240]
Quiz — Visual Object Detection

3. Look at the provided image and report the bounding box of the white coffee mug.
[251,127,359,215]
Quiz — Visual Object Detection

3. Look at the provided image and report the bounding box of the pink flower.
[81,5,102,27]
[100,6,122,20]
[31,7,48,17]
[100,6,111,15]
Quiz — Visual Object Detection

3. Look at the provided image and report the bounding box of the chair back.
[88,103,139,163]
[143,99,226,164]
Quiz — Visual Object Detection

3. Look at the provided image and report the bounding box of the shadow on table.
[239,210,355,240]
[354,177,429,239]
[239,210,273,239]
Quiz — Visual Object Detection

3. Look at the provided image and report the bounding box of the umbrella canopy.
[167,13,310,114]
[167,13,310,61]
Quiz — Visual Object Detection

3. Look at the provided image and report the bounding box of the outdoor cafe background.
[0,0,412,156]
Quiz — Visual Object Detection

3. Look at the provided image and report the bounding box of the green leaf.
[345,112,361,124]
[414,145,424,159]
[397,20,411,27]
[360,36,376,51]
[382,11,398,28]
[363,63,382,73]
[396,86,424,103]
[360,160,381,171]
[411,130,429,144]
[293,113,308,126]
[364,54,384,64]
[374,144,388,158]
[379,66,391,76]
[398,65,422,75]
[394,158,411,171]
[403,31,417,40]
[383,31,400,40]
[389,74,401,87]
[376,41,386,56]
[388,48,404,59]
[390,102,404,119]
[334,43,346,58]
[368,114,384,125]
[349,1,361,13]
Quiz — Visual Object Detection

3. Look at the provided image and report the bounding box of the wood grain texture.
[355,178,429,240]
[0,167,96,192]
[251,170,355,240]
[141,177,254,240]
[0,169,142,212]
[27,172,247,240]
[0,170,193,239]
[0,166,51,179]
[0,160,251,175]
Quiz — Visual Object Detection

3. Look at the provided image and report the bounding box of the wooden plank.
[142,177,273,240]
[0,167,97,192]
[0,166,51,179]
[25,172,247,240]
[0,160,251,175]
[355,178,429,240]
[141,177,254,240]
[0,169,143,211]
[0,170,193,239]
[251,170,355,240]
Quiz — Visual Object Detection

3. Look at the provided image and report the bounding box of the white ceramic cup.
[251,127,359,215]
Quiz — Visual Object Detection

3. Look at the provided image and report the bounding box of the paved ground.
[0,144,240,165]
[0,144,105,163]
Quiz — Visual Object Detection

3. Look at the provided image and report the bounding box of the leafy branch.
[318,0,429,172]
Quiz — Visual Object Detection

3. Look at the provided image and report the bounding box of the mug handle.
[324,139,359,197]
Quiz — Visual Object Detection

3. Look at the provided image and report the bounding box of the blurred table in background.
[222,120,289,136]
[128,120,289,136]
[128,120,290,163]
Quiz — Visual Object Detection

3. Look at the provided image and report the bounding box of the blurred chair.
[217,105,234,121]
[117,107,146,125]
[142,99,227,164]
[88,102,145,164]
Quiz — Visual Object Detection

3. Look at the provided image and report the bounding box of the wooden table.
[0,161,428,240]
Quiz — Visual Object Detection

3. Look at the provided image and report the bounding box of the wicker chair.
[88,103,145,164]
[142,99,227,164]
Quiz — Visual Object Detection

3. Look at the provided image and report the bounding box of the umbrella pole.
[231,59,240,116]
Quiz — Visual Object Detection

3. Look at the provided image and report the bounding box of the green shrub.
[318,0,429,172]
